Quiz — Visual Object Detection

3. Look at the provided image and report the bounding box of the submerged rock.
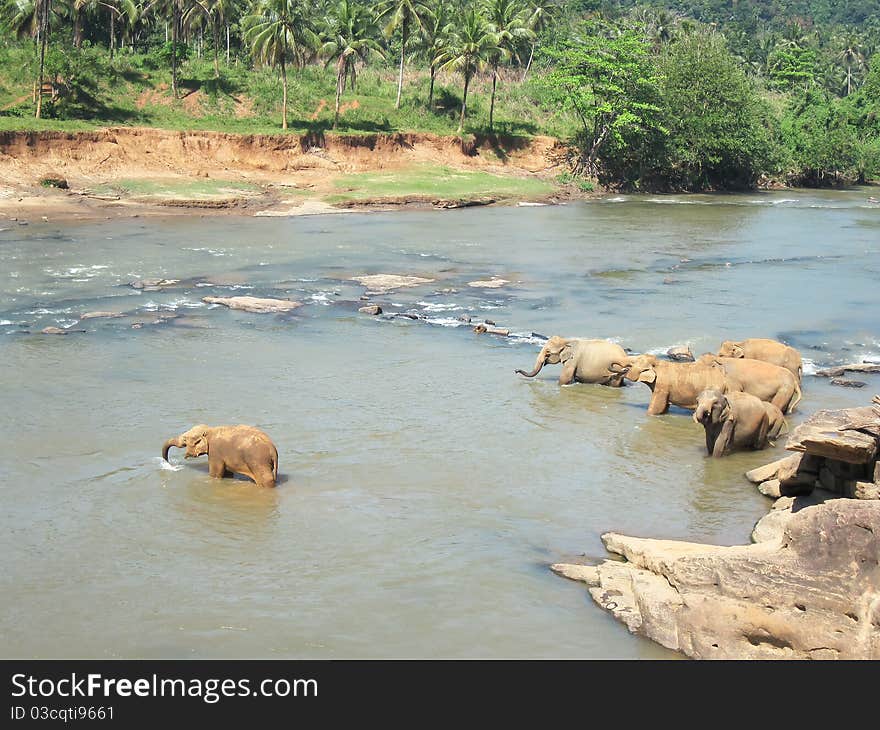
[129,278,180,291]
[552,499,880,659]
[358,305,382,316]
[202,296,303,313]
[40,326,85,335]
[830,378,866,388]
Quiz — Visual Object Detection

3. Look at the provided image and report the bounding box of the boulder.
[830,378,866,388]
[786,407,879,464]
[666,345,695,362]
[552,499,880,659]
[358,305,382,316]
[202,296,303,313]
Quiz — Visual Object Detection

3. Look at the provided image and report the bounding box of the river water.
[1,190,878,658]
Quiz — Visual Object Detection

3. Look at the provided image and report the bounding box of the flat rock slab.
[786,406,879,463]
[80,311,127,320]
[554,499,880,659]
[202,296,303,313]
[351,275,435,293]
[467,278,510,288]
[816,363,880,377]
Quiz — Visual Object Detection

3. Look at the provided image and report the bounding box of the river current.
[1,189,878,658]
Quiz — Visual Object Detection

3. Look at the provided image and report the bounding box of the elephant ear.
[638,367,656,384]
[559,343,575,364]
[732,344,745,358]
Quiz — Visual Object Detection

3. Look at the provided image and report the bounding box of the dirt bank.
[0,127,572,220]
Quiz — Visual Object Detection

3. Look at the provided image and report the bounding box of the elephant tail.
[272,447,279,481]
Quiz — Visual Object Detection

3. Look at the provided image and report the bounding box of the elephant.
[516,336,629,386]
[162,424,279,488]
[717,338,803,381]
[608,354,732,415]
[699,355,802,414]
[693,389,788,457]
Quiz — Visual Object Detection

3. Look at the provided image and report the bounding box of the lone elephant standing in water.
[516,336,629,386]
[162,424,279,488]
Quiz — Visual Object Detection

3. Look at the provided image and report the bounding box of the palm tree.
[1,0,58,118]
[836,33,865,95]
[483,0,532,131]
[244,0,317,129]
[144,0,191,97]
[520,0,553,81]
[321,0,383,129]
[377,0,426,109]
[418,0,450,109]
[437,6,497,133]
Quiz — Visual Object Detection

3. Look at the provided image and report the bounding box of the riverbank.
[0,127,582,222]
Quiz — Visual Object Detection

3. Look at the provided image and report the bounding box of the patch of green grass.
[325,164,554,203]
[90,177,260,198]
[0,43,578,139]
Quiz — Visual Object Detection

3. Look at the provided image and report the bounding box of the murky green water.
[1,190,878,658]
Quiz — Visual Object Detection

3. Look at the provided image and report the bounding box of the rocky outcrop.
[553,499,880,659]
[201,296,302,313]
[748,401,880,498]
[553,397,880,659]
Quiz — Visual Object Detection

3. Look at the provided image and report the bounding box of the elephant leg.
[770,387,792,414]
[558,363,576,386]
[646,388,669,415]
[755,413,770,449]
[208,458,229,479]
[252,465,277,488]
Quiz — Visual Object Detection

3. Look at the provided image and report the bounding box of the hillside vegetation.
[1,0,878,190]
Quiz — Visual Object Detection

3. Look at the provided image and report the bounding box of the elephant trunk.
[516,349,546,378]
[162,436,183,461]
[693,404,708,425]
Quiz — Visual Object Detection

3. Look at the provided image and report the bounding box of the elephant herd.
[161,337,803,488]
[517,337,803,459]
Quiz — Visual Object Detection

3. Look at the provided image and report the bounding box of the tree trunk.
[226,25,230,66]
[458,72,470,133]
[281,55,288,130]
[110,10,116,59]
[35,0,48,119]
[489,64,497,131]
[428,63,435,108]
[521,42,535,82]
[212,22,220,78]
[171,6,179,98]
[395,20,406,110]
[73,8,83,49]
[334,59,344,129]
